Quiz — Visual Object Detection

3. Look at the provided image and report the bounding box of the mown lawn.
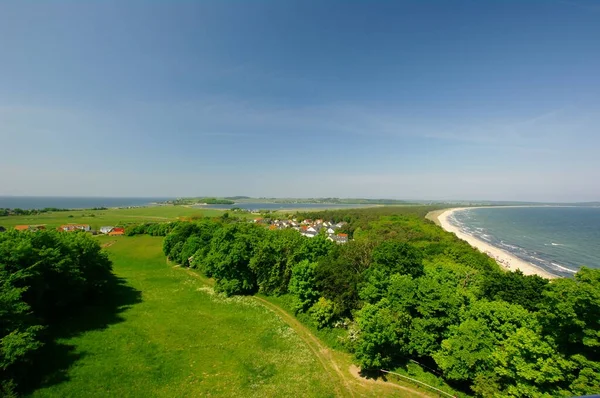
[29,235,336,397]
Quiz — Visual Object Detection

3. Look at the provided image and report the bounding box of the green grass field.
[0,206,248,231]
[29,235,338,397]
[25,235,433,397]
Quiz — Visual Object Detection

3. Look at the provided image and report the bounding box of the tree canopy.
[147,206,600,396]
[0,230,114,395]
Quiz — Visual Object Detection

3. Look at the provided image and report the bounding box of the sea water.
[450,207,600,277]
[0,196,172,210]
[0,196,374,211]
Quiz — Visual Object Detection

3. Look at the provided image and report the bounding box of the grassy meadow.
[0,206,246,231]
[7,207,436,397]
[30,235,337,397]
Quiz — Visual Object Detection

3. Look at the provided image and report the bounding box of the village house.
[58,224,91,232]
[328,233,349,244]
[302,230,317,238]
[100,226,115,234]
[256,216,351,244]
[14,225,46,232]
[108,227,125,236]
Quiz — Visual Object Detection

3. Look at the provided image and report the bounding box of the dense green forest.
[149,206,599,396]
[0,231,115,396]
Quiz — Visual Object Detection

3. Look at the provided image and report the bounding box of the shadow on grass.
[357,358,412,382]
[23,274,142,395]
[358,368,384,381]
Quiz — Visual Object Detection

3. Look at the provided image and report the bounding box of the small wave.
[551,243,563,246]
[499,241,520,250]
[551,262,577,273]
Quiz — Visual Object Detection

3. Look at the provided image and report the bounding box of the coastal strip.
[437,208,558,279]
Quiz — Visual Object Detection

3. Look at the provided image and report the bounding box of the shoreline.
[437,207,558,279]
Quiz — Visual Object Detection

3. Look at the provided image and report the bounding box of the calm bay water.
[0,196,172,210]
[0,196,373,211]
[450,207,600,277]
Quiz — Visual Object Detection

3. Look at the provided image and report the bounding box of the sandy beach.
[437,208,558,279]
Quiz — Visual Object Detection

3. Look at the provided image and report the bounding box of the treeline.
[247,198,416,204]
[162,220,334,296]
[295,205,447,238]
[0,207,109,217]
[0,208,72,217]
[0,230,114,396]
[162,198,235,205]
[146,207,599,396]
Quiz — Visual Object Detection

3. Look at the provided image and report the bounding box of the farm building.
[100,226,115,234]
[13,225,46,232]
[58,224,91,232]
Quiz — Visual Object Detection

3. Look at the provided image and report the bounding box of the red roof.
[14,225,29,231]
[338,233,348,237]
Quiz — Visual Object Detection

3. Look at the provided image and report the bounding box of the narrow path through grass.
[179,259,433,397]
[31,236,336,397]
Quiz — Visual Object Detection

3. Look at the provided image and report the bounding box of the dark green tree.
[288,260,319,313]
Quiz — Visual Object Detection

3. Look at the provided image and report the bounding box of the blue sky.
[1,0,599,201]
